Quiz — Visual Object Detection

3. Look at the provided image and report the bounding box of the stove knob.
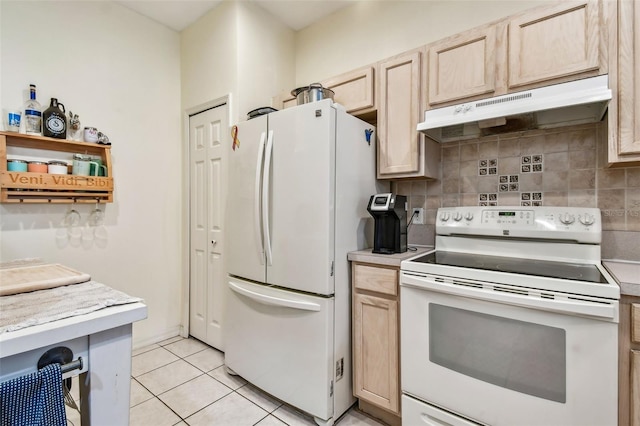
[453,212,463,221]
[579,213,595,226]
[440,212,450,222]
[465,212,474,221]
[560,213,575,225]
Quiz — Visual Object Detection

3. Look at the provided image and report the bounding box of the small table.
[0,301,147,425]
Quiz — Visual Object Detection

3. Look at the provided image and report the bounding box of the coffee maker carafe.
[367,193,407,254]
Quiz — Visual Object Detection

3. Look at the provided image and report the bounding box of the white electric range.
[400,206,619,426]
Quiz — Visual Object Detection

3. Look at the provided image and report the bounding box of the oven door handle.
[401,273,617,320]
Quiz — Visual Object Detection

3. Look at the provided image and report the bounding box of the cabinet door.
[353,292,399,414]
[609,0,640,165]
[323,66,375,114]
[508,1,600,89]
[377,51,421,177]
[633,350,640,426]
[427,25,496,106]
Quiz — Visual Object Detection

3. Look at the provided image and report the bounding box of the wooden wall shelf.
[0,131,113,203]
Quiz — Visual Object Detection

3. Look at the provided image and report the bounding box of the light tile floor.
[65,336,386,426]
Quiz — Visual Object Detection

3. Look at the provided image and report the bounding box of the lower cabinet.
[352,263,401,425]
[619,297,640,426]
[632,349,640,426]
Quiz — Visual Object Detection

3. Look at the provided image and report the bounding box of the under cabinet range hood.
[418,75,611,143]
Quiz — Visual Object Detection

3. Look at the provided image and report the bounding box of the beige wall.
[181,1,294,123]
[0,1,183,347]
[236,1,295,118]
[181,1,240,119]
[294,0,554,85]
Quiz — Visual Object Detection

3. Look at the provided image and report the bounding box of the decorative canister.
[83,127,98,143]
[7,159,28,172]
[27,161,48,173]
[72,154,99,176]
[48,160,68,175]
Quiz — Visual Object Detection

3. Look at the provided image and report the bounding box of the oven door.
[400,272,618,426]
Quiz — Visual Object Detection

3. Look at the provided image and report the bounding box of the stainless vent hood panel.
[418,75,611,142]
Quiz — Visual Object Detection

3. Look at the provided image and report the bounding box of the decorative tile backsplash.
[520,192,543,206]
[393,122,640,233]
[521,154,543,173]
[478,159,498,176]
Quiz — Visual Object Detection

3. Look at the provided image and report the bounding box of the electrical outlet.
[412,208,424,225]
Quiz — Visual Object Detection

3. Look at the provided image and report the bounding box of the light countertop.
[348,250,640,298]
[347,246,433,268]
[603,260,640,297]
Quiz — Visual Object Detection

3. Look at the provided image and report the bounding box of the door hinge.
[330,380,334,397]
[330,261,334,277]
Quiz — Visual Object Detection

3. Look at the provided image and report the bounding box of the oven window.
[429,304,566,403]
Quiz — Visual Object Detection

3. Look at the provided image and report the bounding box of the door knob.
[211,240,217,245]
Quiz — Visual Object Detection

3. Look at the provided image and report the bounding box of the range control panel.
[436,206,602,243]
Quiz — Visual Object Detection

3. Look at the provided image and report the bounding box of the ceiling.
[116,0,355,32]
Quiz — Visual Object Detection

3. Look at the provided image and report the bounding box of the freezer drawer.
[225,277,334,421]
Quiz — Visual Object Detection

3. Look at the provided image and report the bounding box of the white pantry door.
[189,104,227,350]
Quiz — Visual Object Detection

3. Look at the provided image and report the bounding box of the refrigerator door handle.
[254,132,267,263]
[262,130,274,266]
[229,280,321,312]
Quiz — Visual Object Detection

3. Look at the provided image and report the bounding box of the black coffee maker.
[367,193,407,254]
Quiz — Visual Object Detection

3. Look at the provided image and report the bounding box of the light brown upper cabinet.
[508,1,602,89]
[427,25,497,106]
[272,66,375,116]
[424,1,606,109]
[322,66,375,116]
[377,50,439,180]
[608,0,640,166]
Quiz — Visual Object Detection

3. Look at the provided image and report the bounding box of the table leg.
[79,323,133,425]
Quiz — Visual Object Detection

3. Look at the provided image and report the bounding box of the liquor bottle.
[42,98,67,139]
[23,84,42,135]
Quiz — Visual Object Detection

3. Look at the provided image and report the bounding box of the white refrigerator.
[225,99,382,426]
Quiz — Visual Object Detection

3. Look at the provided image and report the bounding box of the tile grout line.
[131,337,370,426]
[133,340,249,425]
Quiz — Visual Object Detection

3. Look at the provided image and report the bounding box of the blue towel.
[0,363,67,426]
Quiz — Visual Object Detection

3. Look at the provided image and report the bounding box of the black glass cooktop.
[412,251,608,284]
